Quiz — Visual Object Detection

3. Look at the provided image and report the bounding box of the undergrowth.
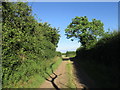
[7,57,62,88]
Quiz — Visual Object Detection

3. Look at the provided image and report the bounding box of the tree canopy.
[65,16,104,49]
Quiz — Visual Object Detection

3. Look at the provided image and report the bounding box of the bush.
[76,31,120,65]
[56,51,62,57]
[75,31,120,87]
[66,51,76,57]
[2,2,60,88]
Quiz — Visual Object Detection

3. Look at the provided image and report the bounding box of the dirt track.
[40,60,69,88]
[40,55,90,89]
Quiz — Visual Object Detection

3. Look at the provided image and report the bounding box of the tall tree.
[65,16,104,49]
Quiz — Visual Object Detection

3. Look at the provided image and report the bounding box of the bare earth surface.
[40,55,92,89]
[40,60,68,88]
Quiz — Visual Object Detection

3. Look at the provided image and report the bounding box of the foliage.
[38,23,60,47]
[56,51,62,57]
[0,2,1,89]
[2,2,60,88]
[76,31,119,64]
[66,51,76,57]
[65,16,104,49]
[61,53,66,55]
[75,31,120,87]
[9,57,62,88]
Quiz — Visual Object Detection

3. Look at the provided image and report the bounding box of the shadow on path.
[62,58,69,61]
[41,63,61,90]
[69,57,96,89]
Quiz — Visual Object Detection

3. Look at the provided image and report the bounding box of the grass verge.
[12,56,62,88]
[66,60,76,89]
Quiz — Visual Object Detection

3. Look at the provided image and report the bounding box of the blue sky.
[28,2,118,53]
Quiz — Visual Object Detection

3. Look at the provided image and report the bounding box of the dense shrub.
[66,51,76,57]
[76,31,119,65]
[75,31,120,87]
[56,51,62,57]
[2,2,60,87]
